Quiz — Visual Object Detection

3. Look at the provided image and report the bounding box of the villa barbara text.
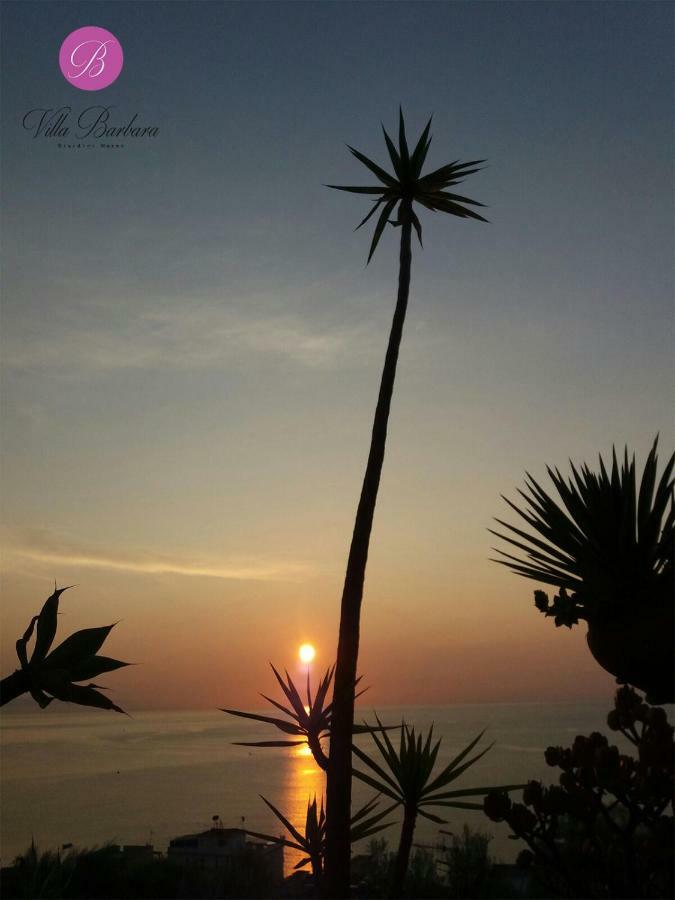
[22,106,159,139]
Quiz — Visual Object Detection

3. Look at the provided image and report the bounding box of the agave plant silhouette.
[491,438,674,703]
[352,718,523,897]
[222,663,388,771]
[325,109,487,894]
[245,794,395,884]
[0,586,129,712]
[223,664,337,770]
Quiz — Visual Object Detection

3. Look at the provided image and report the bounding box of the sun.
[298,643,316,664]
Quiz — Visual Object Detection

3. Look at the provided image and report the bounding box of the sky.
[1,1,673,710]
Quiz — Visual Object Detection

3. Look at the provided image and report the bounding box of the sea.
[0,701,647,874]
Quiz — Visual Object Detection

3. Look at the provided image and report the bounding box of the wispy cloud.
[1,527,312,582]
[2,296,384,372]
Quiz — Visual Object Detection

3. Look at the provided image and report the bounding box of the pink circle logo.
[59,26,123,90]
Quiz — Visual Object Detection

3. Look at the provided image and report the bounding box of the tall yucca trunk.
[324,204,413,897]
[311,853,324,890]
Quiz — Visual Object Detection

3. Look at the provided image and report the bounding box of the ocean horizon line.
[1,695,623,718]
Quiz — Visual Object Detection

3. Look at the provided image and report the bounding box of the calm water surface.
[0,701,637,872]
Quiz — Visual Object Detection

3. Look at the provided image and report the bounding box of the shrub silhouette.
[4,840,279,899]
[441,826,495,899]
[245,794,395,888]
[491,439,674,703]
[355,830,501,900]
[483,687,674,898]
[353,717,524,897]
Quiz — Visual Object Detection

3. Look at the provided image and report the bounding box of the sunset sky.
[1,1,673,710]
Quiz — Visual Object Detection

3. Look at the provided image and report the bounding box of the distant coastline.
[1,701,646,869]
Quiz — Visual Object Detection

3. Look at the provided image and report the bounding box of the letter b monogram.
[59,27,123,90]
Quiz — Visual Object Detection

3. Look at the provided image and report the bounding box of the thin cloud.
[2,301,382,372]
[1,527,312,582]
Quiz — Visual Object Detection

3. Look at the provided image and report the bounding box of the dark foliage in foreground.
[353,718,524,896]
[0,832,545,900]
[491,440,674,617]
[1,842,280,899]
[353,831,527,899]
[0,587,130,712]
[245,793,395,886]
[491,439,674,703]
[483,687,674,899]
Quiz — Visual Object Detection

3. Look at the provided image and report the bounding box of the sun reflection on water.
[281,743,326,876]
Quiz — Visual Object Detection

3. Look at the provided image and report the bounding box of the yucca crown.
[327,108,487,262]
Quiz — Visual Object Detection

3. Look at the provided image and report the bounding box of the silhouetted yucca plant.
[245,794,395,883]
[325,109,487,896]
[222,663,387,771]
[491,439,674,703]
[353,718,524,897]
[0,585,129,712]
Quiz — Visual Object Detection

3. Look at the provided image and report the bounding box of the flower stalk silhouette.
[324,109,487,895]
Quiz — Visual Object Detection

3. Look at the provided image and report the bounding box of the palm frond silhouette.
[491,438,674,702]
[327,108,487,262]
[245,794,395,883]
[222,663,390,771]
[353,717,523,896]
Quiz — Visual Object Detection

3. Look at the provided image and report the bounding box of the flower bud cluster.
[483,687,674,897]
[533,588,585,628]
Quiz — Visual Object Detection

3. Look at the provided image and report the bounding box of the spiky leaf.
[32,586,70,664]
[328,110,486,261]
[492,438,675,618]
[44,624,117,669]
[68,655,130,682]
